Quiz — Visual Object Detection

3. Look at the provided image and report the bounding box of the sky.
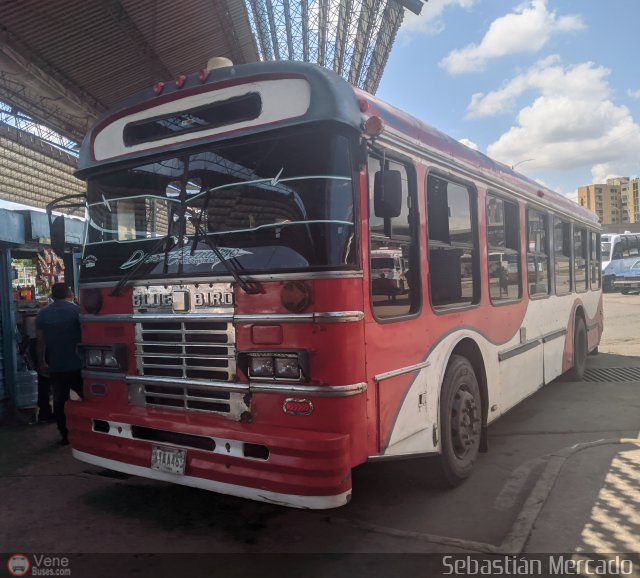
[378,0,640,200]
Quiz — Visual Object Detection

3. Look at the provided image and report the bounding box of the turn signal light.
[283,398,313,416]
[280,280,312,313]
[363,115,384,137]
[81,288,103,314]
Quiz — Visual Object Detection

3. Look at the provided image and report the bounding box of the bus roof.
[76,60,598,227]
[354,86,598,226]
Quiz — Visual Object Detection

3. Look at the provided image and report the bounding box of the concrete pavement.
[0,293,638,561]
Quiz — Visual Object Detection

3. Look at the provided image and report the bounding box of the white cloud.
[481,57,640,186]
[467,56,610,119]
[628,88,640,99]
[401,0,476,36]
[458,137,478,150]
[440,0,585,74]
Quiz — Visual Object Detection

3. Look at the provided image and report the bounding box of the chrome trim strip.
[78,270,363,290]
[82,370,126,381]
[73,450,352,509]
[126,374,249,393]
[82,310,365,324]
[313,311,365,323]
[81,314,134,323]
[541,328,567,343]
[374,361,431,382]
[83,371,366,397]
[236,311,365,323]
[250,381,367,397]
[498,339,541,362]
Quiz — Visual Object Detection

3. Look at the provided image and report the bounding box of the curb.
[329,438,640,554]
[499,437,640,553]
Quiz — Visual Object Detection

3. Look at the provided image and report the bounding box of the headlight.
[86,349,104,367]
[243,350,308,381]
[103,351,120,368]
[275,356,300,379]
[249,356,275,378]
[79,344,127,371]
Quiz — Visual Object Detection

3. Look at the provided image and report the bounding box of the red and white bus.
[59,59,602,509]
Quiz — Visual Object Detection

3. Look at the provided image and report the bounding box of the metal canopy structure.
[245,0,420,93]
[0,0,424,211]
[0,0,258,143]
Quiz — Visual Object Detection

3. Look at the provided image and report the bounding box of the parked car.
[611,258,640,294]
[603,257,640,292]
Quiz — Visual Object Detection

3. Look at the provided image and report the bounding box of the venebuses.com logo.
[6,554,71,576]
[7,555,30,577]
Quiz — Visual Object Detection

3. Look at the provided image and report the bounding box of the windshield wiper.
[110,204,179,296]
[109,234,172,296]
[189,207,262,295]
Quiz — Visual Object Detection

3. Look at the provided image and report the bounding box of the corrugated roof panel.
[0,0,258,138]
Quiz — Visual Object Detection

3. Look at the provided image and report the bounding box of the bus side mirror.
[50,215,66,259]
[374,170,402,218]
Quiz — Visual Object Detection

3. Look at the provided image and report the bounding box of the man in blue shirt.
[36,283,83,445]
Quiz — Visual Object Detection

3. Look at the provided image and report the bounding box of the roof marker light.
[363,115,384,137]
[206,56,233,70]
[175,75,187,88]
[537,190,545,198]
[153,82,165,96]
[199,69,210,83]
[358,98,369,113]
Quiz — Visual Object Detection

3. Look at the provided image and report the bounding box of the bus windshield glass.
[82,131,356,281]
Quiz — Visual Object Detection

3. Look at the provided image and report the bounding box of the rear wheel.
[568,317,587,380]
[436,355,482,487]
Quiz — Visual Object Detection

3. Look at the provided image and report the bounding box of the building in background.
[577,177,640,228]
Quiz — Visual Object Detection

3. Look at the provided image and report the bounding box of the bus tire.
[435,355,482,487]
[568,317,587,380]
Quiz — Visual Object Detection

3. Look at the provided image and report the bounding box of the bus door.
[365,155,426,454]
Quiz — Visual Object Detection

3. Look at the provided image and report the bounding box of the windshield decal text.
[120,247,252,270]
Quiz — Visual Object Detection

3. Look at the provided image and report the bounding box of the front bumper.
[66,402,352,509]
[613,279,640,291]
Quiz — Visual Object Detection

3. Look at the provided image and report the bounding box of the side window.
[486,195,521,302]
[368,155,420,319]
[527,210,550,296]
[554,218,572,295]
[612,240,623,260]
[427,174,478,309]
[574,227,588,293]
[590,231,601,290]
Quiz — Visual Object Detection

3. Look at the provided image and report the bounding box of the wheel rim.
[450,385,481,460]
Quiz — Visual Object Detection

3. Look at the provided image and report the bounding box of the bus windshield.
[82,131,357,281]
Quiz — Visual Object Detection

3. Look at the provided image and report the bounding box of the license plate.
[151,446,186,475]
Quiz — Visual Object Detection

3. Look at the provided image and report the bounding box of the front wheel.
[568,317,587,380]
[435,355,482,487]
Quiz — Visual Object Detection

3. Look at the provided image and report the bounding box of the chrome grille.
[128,379,248,417]
[135,320,235,381]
